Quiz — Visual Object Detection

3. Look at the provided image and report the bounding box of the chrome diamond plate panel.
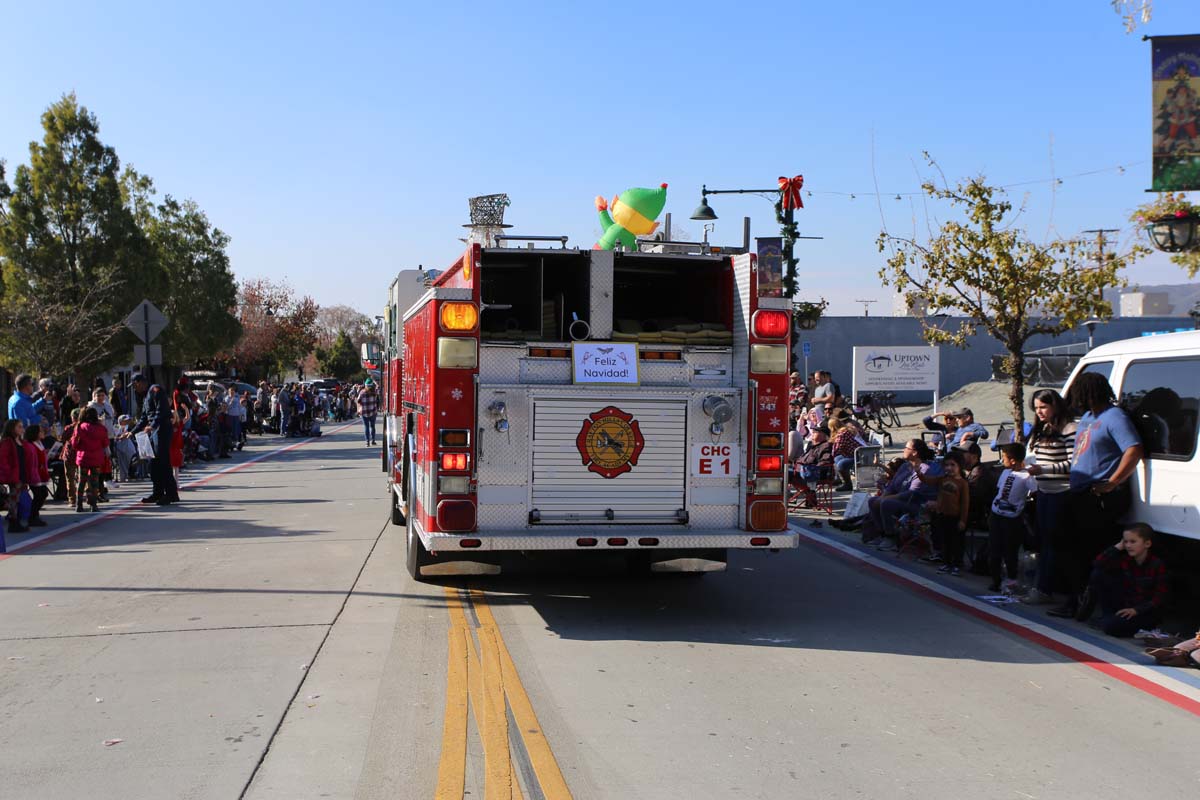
[732,253,751,389]
[479,344,523,384]
[477,387,530,486]
[589,249,614,340]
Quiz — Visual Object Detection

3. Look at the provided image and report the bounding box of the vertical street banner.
[755,236,784,298]
[1151,35,1200,191]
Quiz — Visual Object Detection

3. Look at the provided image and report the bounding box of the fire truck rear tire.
[405,487,433,581]
[390,485,405,526]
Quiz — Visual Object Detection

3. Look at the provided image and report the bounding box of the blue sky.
[1,1,1196,316]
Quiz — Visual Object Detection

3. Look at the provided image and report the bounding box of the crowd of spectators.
[810,368,1168,644]
[1,371,374,549]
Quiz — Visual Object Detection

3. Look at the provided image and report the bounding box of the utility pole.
[1083,227,1120,300]
[855,299,877,318]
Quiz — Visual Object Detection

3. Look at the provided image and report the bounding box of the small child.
[988,443,1037,592]
[22,424,50,527]
[112,415,137,483]
[930,455,970,575]
[1079,523,1168,637]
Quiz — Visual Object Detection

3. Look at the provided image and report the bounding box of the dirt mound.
[899,381,1045,428]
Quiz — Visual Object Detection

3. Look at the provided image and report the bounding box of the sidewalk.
[1,427,345,556]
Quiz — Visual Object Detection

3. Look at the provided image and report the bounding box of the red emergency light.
[752,309,789,339]
[441,452,469,471]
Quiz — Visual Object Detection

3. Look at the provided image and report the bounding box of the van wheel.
[405,482,432,581]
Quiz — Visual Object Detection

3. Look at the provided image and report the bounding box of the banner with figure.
[1151,35,1200,191]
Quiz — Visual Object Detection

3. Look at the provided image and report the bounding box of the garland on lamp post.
[774,175,805,296]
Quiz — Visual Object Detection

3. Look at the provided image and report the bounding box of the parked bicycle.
[852,391,901,440]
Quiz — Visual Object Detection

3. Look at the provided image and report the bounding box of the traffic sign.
[801,341,812,357]
[125,299,168,343]
[133,344,163,366]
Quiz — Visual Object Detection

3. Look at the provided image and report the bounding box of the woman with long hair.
[22,423,50,527]
[1048,372,1144,619]
[71,406,110,513]
[1025,389,1076,604]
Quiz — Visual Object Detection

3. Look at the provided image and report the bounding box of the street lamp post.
[690,176,819,295]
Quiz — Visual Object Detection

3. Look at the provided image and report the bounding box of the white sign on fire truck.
[691,443,740,477]
[572,342,639,385]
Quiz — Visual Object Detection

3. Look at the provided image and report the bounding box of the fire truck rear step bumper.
[419,528,798,552]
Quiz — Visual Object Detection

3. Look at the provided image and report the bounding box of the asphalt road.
[2,425,1197,800]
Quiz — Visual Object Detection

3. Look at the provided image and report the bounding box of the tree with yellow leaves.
[878,163,1147,438]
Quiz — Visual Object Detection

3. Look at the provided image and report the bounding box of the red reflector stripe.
[607,537,628,546]
[577,538,597,547]
[638,537,659,546]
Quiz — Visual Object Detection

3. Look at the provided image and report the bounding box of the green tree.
[124,169,241,367]
[316,330,364,381]
[878,162,1146,438]
[0,94,158,375]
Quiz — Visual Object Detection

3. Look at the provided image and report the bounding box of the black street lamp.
[690,176,818,295]
[1145,215,1200,253]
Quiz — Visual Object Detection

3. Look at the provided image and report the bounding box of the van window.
[1120,358,1200,460]
[1078,360,1113,383]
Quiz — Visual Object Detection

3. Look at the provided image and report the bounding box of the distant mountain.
[1103,282,1200,317]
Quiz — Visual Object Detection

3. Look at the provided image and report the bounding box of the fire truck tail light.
[749,502,787,531]
[749,537,772,546]
[576,538,598,547]
[441,452,469,471]
[756,455,783,473]
[439,429,469,446]
[753,477,784,495]
[440,302,479,331]
[638,537,659,546]
[437,337,478,369]
[757,433,783,449]
[460,539,482,548]
[437,501,476,532]
[750,344,789,374]
[438,476,470,495]
[752,309,790,339]
[607,537,628,546]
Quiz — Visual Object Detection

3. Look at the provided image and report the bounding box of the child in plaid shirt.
[1077,523,1169,637]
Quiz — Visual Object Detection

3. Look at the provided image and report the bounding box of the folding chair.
[853,445,883,491]
[896,508,934,559]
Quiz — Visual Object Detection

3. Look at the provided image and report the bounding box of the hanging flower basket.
[792,299,828,330]
[1132,193,1200,253]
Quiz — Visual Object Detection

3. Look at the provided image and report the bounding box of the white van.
[1066,330,1200,542]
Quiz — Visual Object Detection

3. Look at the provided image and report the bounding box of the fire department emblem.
[575,406,645,479]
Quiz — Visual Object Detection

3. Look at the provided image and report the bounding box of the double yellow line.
[436,587,572,800]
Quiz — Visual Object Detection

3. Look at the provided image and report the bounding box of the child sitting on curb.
[1076,523,1169,637]
[1146,631,1200,668]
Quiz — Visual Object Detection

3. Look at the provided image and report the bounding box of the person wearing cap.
[790,423,834,508]
[947,408,988,448]
[134,378,179,505]
[356,378,379,447]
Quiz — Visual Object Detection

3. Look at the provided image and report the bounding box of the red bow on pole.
[778,175,804,210]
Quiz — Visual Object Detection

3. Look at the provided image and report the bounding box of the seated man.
[1075,523,1168,637]
[789,424,833,507]
[948,407,988,448]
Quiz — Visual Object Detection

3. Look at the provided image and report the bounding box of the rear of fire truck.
[385,236,796,580]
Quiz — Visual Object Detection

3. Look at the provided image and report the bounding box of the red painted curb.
[795,527,1200,719]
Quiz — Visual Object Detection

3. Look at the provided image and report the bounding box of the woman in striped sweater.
[1025,389,1076,603]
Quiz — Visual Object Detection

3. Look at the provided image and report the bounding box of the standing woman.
[23,424,50,527]
[1,419,29,533]
[72,407,110,513]
[1048,373,1144,619]
[1025,389,1075,604]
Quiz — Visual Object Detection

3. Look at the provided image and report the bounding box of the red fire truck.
[380,230,797,580]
